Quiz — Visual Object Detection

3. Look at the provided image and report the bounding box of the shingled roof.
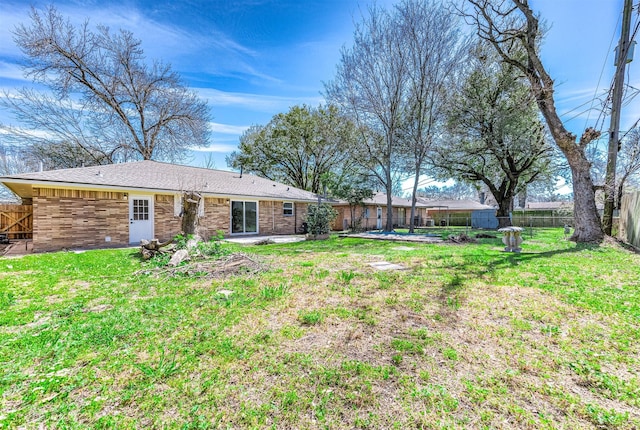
[0,160,319,202]
[418,198,495,210]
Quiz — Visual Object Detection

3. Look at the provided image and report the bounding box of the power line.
[559,93,607,119]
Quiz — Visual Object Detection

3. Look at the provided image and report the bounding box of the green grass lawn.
[1,229,639,428]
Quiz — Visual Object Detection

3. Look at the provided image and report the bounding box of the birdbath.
[498,226,524,252]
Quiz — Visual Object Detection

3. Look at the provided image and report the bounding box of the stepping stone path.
[368,261,406,271]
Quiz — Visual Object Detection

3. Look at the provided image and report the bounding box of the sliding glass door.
[231,201,258,234]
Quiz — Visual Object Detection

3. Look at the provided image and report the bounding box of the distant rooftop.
[523,201,573,210]
[418,198,495,211]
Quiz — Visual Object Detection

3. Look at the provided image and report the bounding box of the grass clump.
[298,310,324,325]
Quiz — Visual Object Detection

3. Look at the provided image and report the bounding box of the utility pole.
[603,0,633,235]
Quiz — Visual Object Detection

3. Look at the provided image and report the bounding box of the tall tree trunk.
[409,165,420,233]
[518,188,527,209]
[181,191,201,236]
[496,199,513,228]
[568,155,603,242]
[616,179,626,211]
[385,181,394,232]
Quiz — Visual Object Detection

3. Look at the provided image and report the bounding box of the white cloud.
[198,87,323,111]
[209,122,248,135]
[190,143,238,153]
[0,125,52,139]
[0,61,25,82]
[0,5,28,58]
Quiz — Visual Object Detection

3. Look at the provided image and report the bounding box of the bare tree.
[464,0,603,242]
[616,128,640,208]
[395,0,467,233]
[1,5,210,168]
[0,142,36,201]
[325,4,411,231]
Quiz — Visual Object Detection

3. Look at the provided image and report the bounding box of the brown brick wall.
[199,197,231,238]
[33,187,128,252]
[258,201,307,234]
[154,196,233,241]
[32,188,311,251]
[154,194,181,242]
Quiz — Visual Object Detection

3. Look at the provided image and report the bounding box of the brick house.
[331,192,429,231]
[0,161,317,252]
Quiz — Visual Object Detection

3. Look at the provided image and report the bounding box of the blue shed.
[472,209,499,229]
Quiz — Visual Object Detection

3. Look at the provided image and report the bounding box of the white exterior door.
[376,207,382,229]
[129,195,154,244]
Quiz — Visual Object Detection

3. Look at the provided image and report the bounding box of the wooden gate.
[0,205,33,239]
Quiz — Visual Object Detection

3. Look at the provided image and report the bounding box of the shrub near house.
[304,203,337,239]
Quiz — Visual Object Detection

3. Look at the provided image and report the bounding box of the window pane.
[245,202,257,233]
[231,201,244,233]
[133,199,149,221]
[141,200,149,220]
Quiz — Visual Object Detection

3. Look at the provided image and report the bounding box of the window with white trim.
[283,202,294,216]
[132,199,149,220]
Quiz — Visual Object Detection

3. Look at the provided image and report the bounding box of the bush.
[304,203,337,236]
[173,231,229,259]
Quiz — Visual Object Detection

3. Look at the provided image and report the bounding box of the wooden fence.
[619,191,640,249]
[0,204,33,239]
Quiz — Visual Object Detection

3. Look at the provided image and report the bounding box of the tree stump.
[168,249,189,266]
[140,238,174,260]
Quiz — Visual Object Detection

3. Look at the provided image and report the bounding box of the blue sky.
[0,0,637,175]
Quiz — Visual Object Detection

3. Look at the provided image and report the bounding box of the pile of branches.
[447,233,477,244]
[140,252,264,280]
[139,238,176,261]
[138,236,264,279]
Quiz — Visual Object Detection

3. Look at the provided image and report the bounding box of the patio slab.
[1,240,33,257]
[224,235,306,245]
[368,261,406,271]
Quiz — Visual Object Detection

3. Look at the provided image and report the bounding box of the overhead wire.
[559,95,606,119]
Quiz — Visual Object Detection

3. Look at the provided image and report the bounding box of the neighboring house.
[419,198,497,227]
[0,160,317,252]
[331,192,428,231]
